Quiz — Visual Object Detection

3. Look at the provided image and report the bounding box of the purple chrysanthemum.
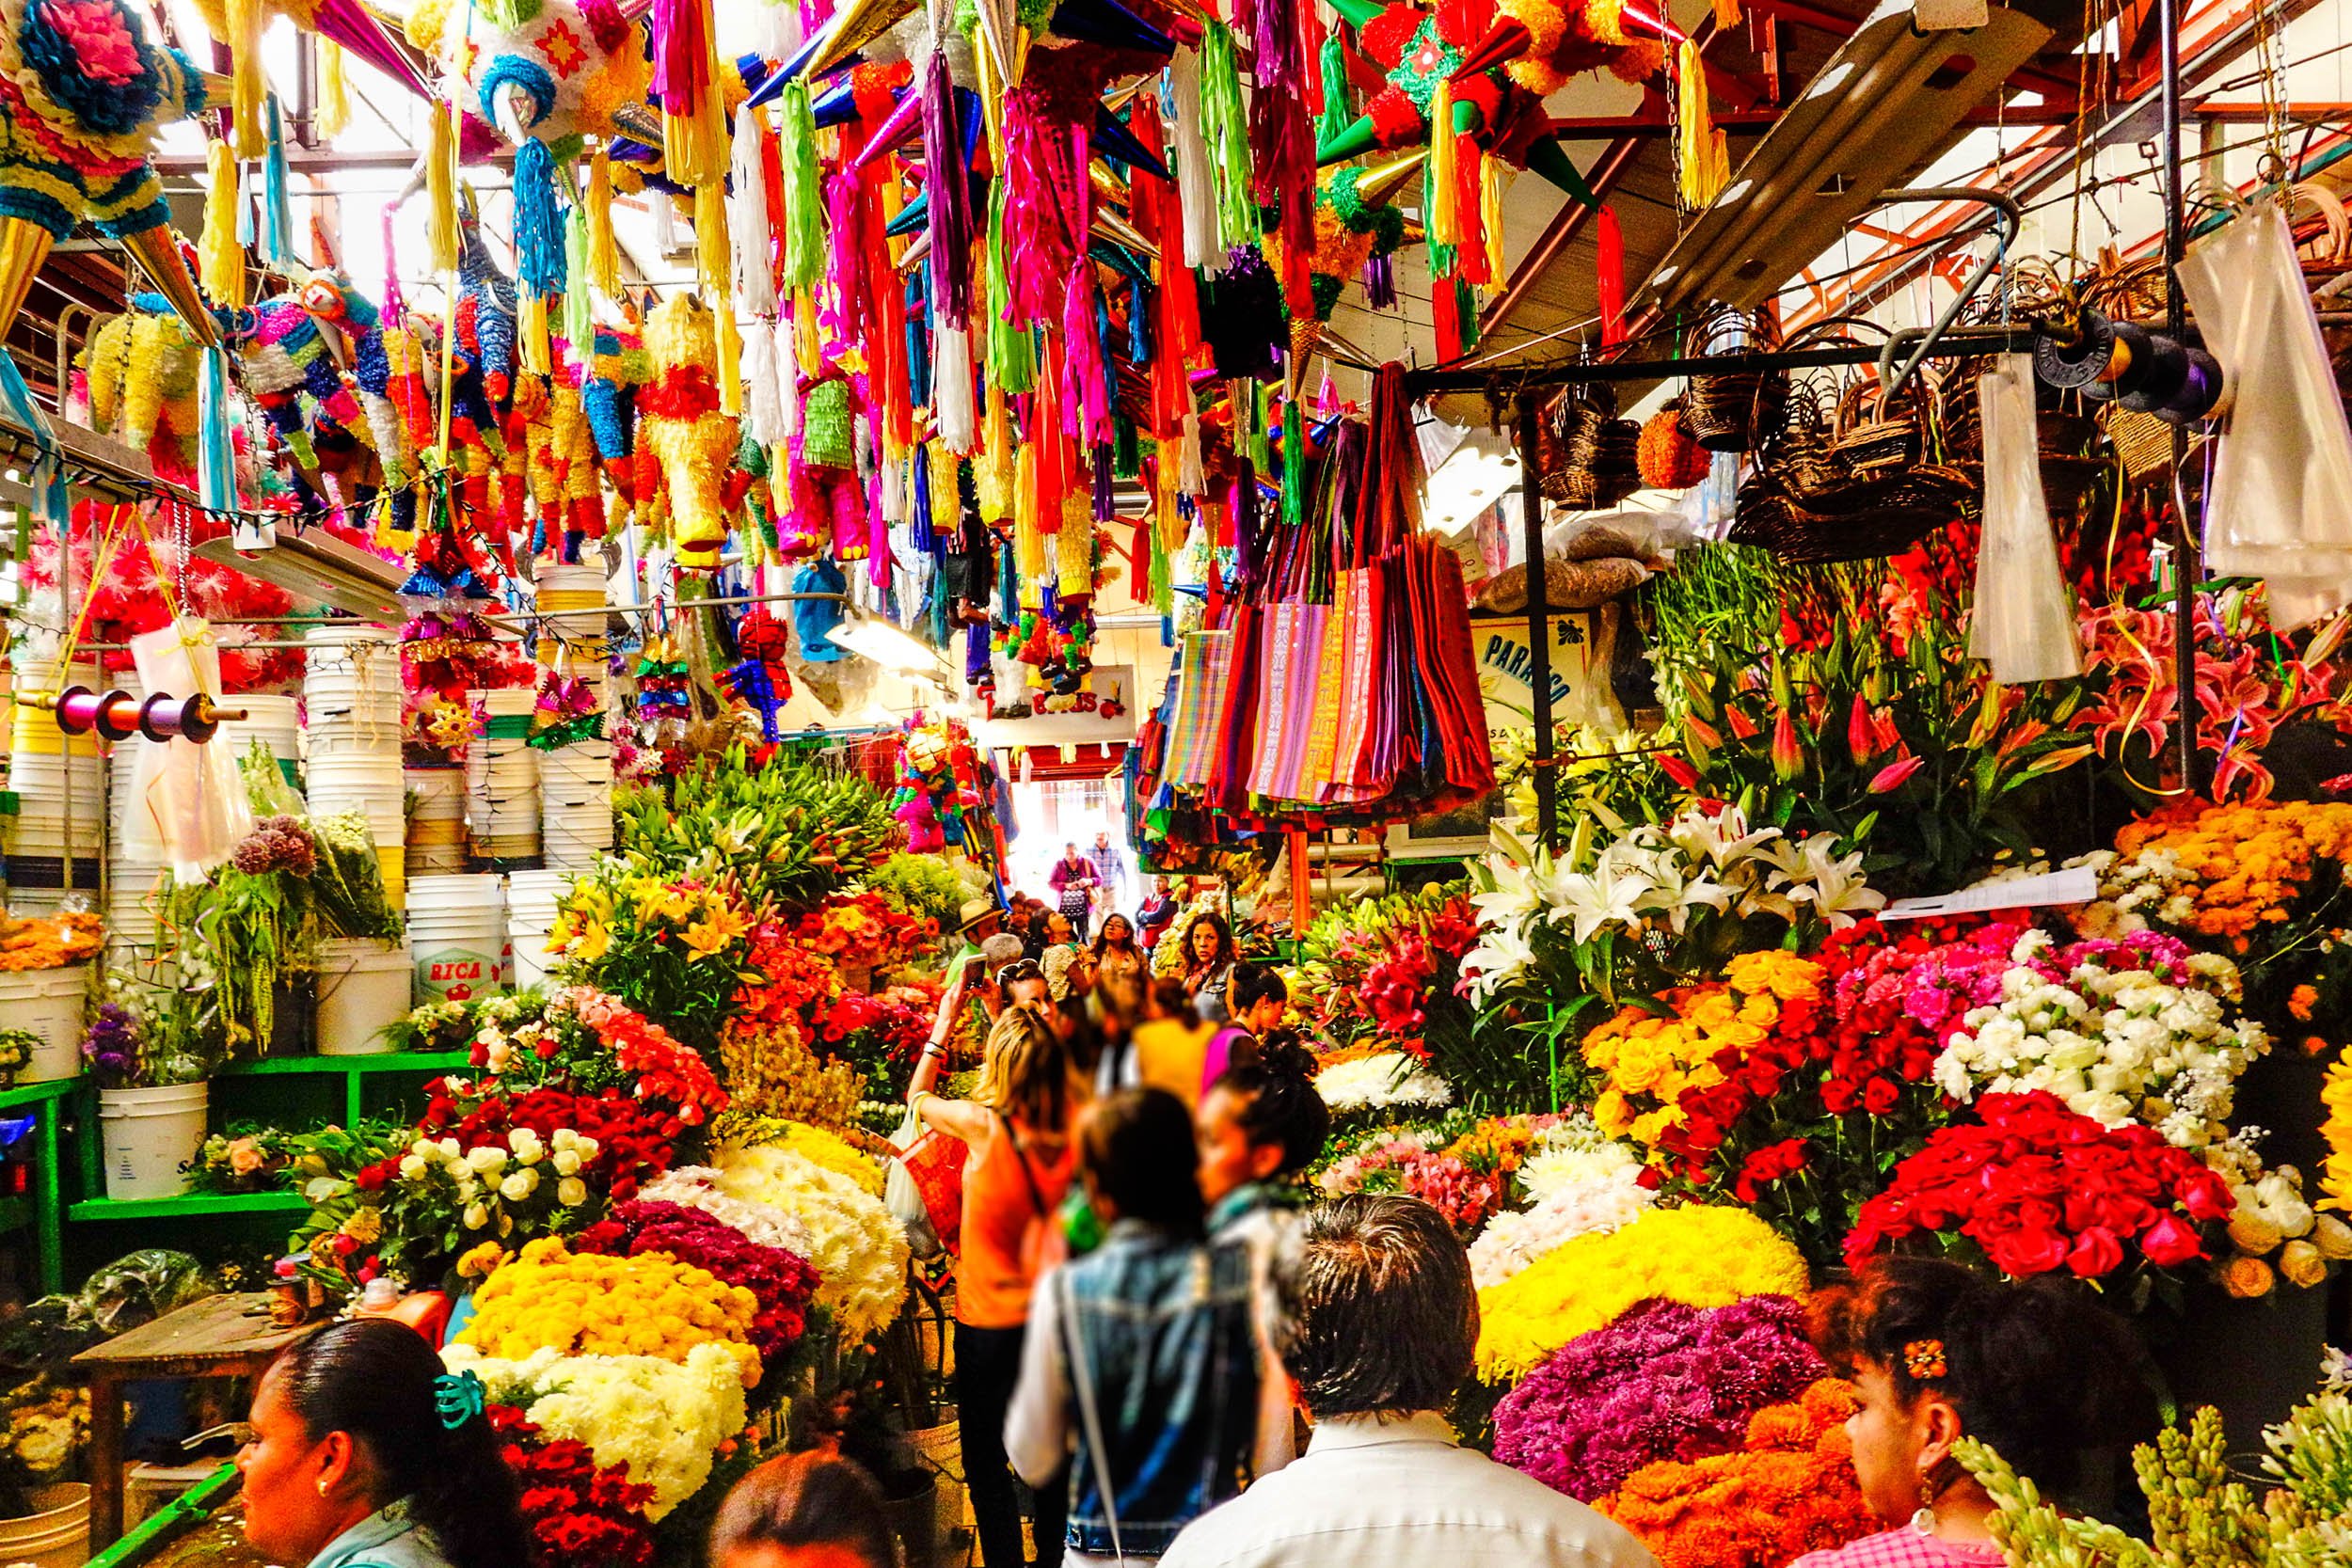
[1492,1294,1826,1501]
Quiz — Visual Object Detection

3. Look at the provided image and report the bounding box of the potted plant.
[83,996,215,1202]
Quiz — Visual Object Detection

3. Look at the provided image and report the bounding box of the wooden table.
[72,1292,319,1551]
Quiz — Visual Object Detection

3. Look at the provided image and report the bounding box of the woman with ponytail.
[237,1318,531,1568]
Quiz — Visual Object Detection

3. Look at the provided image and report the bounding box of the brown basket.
[1829,379,1925,475]
[1684,307,1787,451]
[2102,405,2173,483]
[1728,465,1975,563]
[1549,386,1621,508]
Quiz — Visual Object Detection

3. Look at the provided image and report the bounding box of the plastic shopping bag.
[124,617,252,876]
[2176,197,2352,626]
[1971,355,2083,682]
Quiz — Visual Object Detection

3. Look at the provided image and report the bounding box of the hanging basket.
[1828,379,1925,475]
[1549,385,1621,508]
[1728,465,1975,563]
[1683,307,1787,451]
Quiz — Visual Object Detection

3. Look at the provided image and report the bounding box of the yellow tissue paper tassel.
[1677,40,1726,209]
[427,103,460,273]
[976,384,1013,522]
[197,141,246,308]
[1057,494,1093,601]
[1427,83,1457,251]
[1585,0,1626,44]
[315,40,351,139]
[227,0,263,156]
[1713,0,1740,26]
[661,0,730,189]
[1481,154,1507,288]
[587,150,622,294]
[1013,447,1044,610]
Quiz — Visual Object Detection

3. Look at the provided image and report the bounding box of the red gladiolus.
[1866,756,1925,794]
[1771,709,1803,783]
[1847,694,1877,763]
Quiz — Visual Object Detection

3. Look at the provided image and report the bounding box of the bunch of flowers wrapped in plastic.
[488,1403,658,1568]
[1495,1295,1827,1502]
[544,857,763,1052]
[706,1116,884,1196]
[1845,1091,2233,1284]
[1293,888,1479,1057]
[1462,807,1883,1012]
[809,983,938,1103]
[1313,1052,1454,1120]
[1930,928,2263,1149]
[463,988,729,1131]
[1470,1122,1657,1289]
[1596,1379,1876,1568]
[575,1200,820,1369]
[1475,1205,1809,1384]
[703,1146,910,1342]
[455,1236,762,1383]
[719,1017,866,1130]
[731,923,845,1027]
[443,1342,750,1519]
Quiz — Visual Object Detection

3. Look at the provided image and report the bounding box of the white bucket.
[0,1482,91,1568]
[409,874,509,1002]
[315,938,414,1054]
[98,1082,208,1199]
[0,964,87,1083]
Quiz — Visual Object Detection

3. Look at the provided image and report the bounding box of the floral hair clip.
[432,1368,485,1430]
[1902,1339,1947,1381]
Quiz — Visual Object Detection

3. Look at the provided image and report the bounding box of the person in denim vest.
[1007,1088,1279,1564]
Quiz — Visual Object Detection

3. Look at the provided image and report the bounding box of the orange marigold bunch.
[2109,800,2352,944]
[1597,1380,1875,1568]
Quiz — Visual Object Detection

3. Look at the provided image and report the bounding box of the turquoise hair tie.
[432,1370,485,1430]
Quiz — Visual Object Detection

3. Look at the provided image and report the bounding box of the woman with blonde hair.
[910,1004,1086,1568]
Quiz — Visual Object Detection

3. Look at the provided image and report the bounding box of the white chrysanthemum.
[1314,1053,1454,1115]
[637,1166,817,1258]
[1468,1165,1655,1289]
[440,1342,750,1518]
[707,1145,911,1342]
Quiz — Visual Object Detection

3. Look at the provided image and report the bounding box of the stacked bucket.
[533,563,613,871]
[405,767,468,876]
[407,873,509,1005]
[214,695,303,788]
[504,868,570,989]
[303,626,407,908]
[7,657,105,905]
[467,689,540,863]
[104,719,166,969]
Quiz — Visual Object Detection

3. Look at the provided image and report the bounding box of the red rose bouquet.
[489,1403,658,1568]
[1845,1090,2235,1281]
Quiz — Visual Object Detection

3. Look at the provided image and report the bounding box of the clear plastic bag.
[2176,197,2352,626]
[1970,355,2083,682]
[123,617,253,876]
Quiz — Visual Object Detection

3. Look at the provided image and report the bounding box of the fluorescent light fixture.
[191,531,410,622]
[1423,436,1523,536]
[828,608,956,683]
[1642,5,2052,315]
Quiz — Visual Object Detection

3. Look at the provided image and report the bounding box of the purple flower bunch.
[230,816,317,878]
[83,1003,142,1089]
[1492,1294,1826,1501]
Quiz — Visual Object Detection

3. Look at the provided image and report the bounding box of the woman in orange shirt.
[911,1002,1085,1568]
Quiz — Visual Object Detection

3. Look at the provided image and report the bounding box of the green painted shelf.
[0,1077,77,1110]
[217,1051,471,1077]
[69,1192,308,1222]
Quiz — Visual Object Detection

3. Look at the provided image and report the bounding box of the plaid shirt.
[1794,1529,2008,1568]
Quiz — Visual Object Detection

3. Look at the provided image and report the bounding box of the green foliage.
[862,852,968,931]
[615,748,905,911]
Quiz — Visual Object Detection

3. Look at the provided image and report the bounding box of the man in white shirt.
[1158,1194,1661,1568]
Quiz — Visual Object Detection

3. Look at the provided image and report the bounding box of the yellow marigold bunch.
[2321,1050,2352,1216]
[720,1016,866,1129]
[2113,800,2352,944]
[709,1114,885,1196]
[1585,955,1825,1149]
[456,1237,762,1385]
[1475,1206,1809,1383]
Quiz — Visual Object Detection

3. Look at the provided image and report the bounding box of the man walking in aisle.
[1160,1194,1661,1568]
[1086,831,1127,926]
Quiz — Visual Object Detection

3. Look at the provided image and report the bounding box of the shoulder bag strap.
[1059,1269,1126,1562]
[993,1111,1053,1220]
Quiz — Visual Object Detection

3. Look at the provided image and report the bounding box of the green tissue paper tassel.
[778,81,826,293]
[1281,398,1303,526]
[1201,24,1256,251]
[985,183,1035,393]
[1316,28,1352,145]
[1149,515,1171,614]
[562,198,593,348]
